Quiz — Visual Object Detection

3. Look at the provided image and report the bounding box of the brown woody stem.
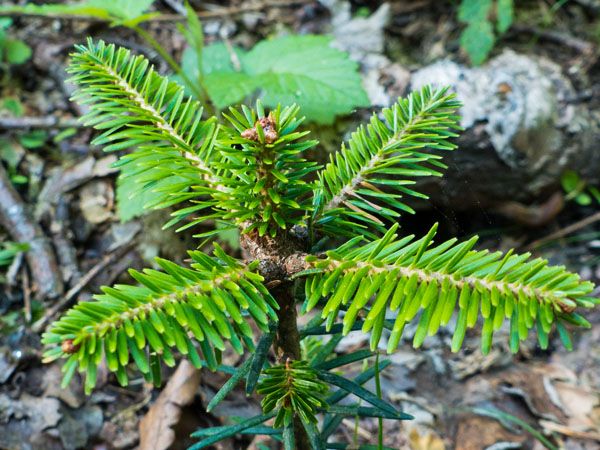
[240,229,311,449]
[272,282,310,449]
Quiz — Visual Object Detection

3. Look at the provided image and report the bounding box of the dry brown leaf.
[539,419,600,442]
[455,415,526,450]
[409,427,445,450]
[139,361,201,450]
[79,180,114,224]
[499,365,565,421]
[550,381,600,431]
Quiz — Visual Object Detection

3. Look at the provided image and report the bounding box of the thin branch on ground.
[511,25,596,55]
[526,210,600,251]
[0,0,310,22]
[0,116,82,130]
[0,163,63,299]
[31,242,136,333]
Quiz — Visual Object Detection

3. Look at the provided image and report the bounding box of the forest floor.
[0,1,600,449]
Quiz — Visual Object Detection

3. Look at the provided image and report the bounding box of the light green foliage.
[0,18,31,65]
[42,244,278,393]
[561,170,600,206]
[180,35,370,124]
[0,0,157,26]
[67,39,221,229]
[0,131,46,185]
[43,40,597,449]
[312,86,461,238]
[496,0,514,33]
[257,360,329,428]
[458,0,514,65]
[305,223,596,354]
[0,241,28,267]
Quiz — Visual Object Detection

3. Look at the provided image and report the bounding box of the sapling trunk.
[273,283,310,449]
[241,228,311,448]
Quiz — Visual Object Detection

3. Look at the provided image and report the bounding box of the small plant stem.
[131,25,215,116]
[272,282,310,449]
[374,352,384,449]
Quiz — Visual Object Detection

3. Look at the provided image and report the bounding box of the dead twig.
[539,419,600,441]
[0,116,82,130]
[511,25,596,55]
[31,242,135,333]
[493,192,565,227]
[21,266,31,322]
[526,210,600,251]
[0,0,310,22]
[0,163,63,299]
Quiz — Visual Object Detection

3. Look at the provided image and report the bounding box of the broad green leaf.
[0,3,112,19]
[90,0,154,21]
[201,42,245,75]
[496,0,514,33]
[181,36,369,123]
[458,0,493,23]
[0,0,155,23]
[4,39,31,64]
[205,73,257,109]
[180,43,255,107]
[460,20,495,65]
[115,164,188,222]
[0,18,13,29]
[242,35,369,124]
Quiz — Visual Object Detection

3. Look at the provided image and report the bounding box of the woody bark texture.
[0,164,63,298]
[240,229,311,448]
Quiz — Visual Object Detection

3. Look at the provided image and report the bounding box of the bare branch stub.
[0,164,63,299]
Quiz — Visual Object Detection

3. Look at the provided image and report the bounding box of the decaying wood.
[411,51,600,211]
[0,163,63,299]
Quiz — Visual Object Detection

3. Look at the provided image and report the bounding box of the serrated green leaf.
[496,0,514,33]
[458,0,493,23]
[181,36,369,123]
[461,20,495,65]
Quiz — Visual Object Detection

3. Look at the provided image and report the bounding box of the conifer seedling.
[43,39,598,449]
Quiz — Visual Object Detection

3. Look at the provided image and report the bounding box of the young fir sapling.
[42,39,598,449]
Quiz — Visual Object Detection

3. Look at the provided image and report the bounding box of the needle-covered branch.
[42,244,277,393]
[214,103,320,236]
[304,224,597,353]
[312,86,461,237]
[68,39,223,227]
